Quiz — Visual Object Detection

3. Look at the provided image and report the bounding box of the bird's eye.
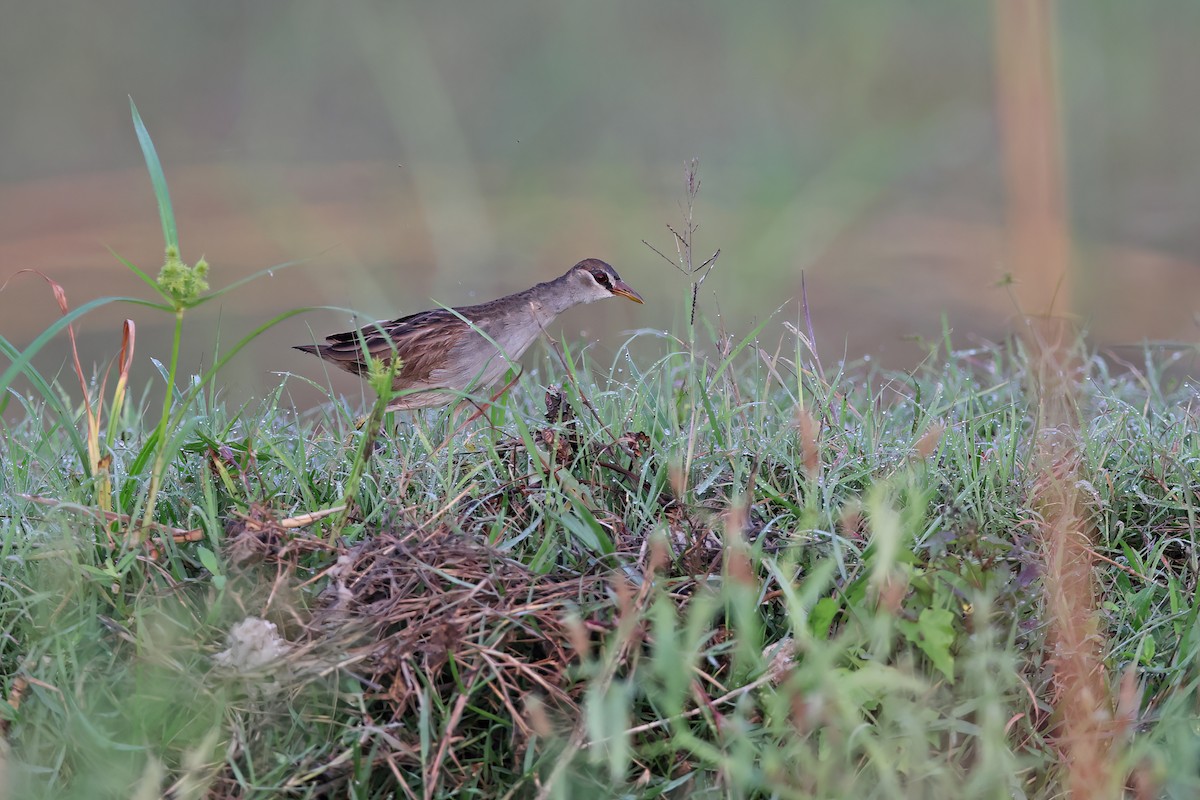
[591,270,611,287]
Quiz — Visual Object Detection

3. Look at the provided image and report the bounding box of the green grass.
[3,116,1200,799]
[3,311,1199,797]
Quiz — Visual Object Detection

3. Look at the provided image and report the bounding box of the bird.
[294,258,644,412]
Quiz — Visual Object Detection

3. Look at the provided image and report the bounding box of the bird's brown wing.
[300,309,472,383]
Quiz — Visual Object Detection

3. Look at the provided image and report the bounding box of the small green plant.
[332,352,401,533]
[118,99,311,538]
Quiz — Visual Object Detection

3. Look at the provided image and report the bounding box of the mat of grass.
[4,315,1199,798]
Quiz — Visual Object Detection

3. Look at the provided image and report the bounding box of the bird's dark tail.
[293,342,369,376]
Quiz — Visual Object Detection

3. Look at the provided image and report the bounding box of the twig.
[278,505,348,528]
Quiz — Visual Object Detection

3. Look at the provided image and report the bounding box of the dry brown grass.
[220,501,623,796]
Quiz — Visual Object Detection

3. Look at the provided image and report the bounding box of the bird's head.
[568,258,644,305]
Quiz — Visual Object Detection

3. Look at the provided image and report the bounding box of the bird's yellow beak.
[611,279,644,304]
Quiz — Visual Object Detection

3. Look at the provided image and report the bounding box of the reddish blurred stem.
[994,0,1072,319]
[994,3,1125,798]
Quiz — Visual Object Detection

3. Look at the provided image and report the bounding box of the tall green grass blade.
[129,97,179,253]
[191,259,309,305]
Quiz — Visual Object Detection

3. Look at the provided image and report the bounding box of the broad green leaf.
[900,607,956,682]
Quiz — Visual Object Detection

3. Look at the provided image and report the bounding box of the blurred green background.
[2,1,1199,406]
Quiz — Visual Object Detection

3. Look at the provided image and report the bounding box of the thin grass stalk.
[139,307,184,539]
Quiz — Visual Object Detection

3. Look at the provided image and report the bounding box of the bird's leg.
[433,369,523,453]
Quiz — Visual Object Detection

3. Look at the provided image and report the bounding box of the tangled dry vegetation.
[220,519,597,794]
[210,389,739,797]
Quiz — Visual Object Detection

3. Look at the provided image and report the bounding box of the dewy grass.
[4,125,1200,799]
[5,299,1200,797]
